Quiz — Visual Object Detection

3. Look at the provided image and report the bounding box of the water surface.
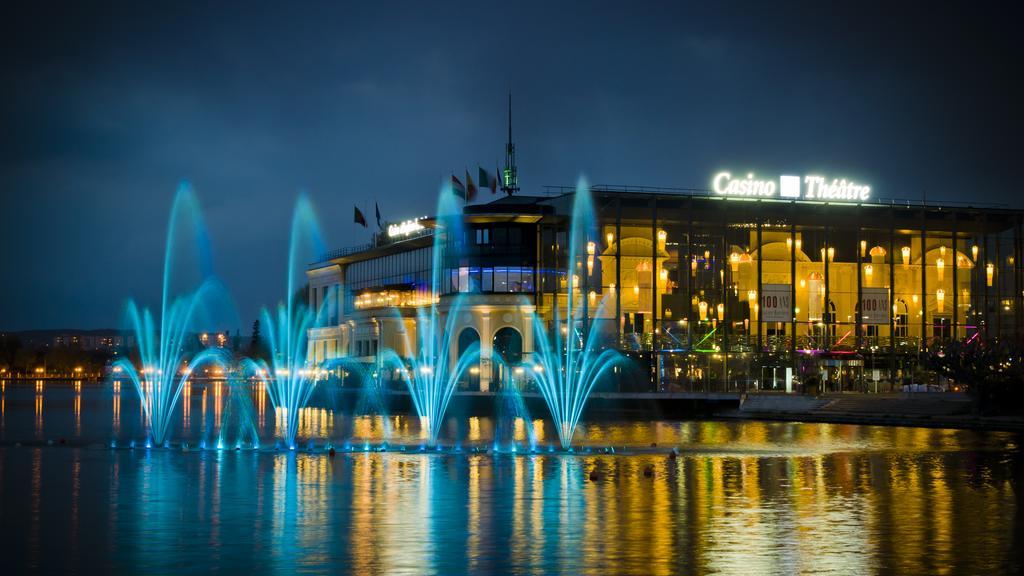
[1,380,1020,574]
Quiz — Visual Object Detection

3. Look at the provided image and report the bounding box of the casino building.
[308,177,1024,394]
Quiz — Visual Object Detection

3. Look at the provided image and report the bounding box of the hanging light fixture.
[936,257,944,282]
[717,303,725,321]
[860,240,867,258]
[987,263,995,287]
[606,231,614,246]
[902,246,911,267]
[699,301,708,321]
[936,288,945,313]
[972,244,979,261]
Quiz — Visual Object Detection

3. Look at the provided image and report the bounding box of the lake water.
[0,380,1020,574]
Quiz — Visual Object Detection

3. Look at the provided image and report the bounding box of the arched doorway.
[457,327,480,390]
[492,327,523,388]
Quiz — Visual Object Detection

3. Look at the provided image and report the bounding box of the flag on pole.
[451,174,466,200]
[354,205,367,228]
[465,170,478,202]
[375,202,382,230]
[479,166,499,194]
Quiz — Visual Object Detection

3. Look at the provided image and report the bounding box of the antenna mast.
[501,92,519,196]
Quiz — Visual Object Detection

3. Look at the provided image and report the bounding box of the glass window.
[507,268,521,292]
[520,268,535,292]
[469,267,481,292]
[495,267,508,292]
[509,227,522,245]
[458,266,469,293]
[482,268,493,292]
[494,227,507,245]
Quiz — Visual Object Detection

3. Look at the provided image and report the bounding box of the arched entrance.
[492,327,523,388]
[457,327,480,390]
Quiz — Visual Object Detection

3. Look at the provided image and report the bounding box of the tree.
[925,338,1024,415]
[248,319,268,362]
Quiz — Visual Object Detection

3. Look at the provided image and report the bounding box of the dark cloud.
[1,1,1020,329]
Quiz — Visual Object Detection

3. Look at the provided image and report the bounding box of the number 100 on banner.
[860,287,890,325]
[761,284,792,323]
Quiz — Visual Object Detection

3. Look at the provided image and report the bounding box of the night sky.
[2,1,1020,331]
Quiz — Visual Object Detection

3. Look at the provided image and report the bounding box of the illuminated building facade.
[309,187,1024,393]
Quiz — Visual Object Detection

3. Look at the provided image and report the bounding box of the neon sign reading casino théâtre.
[712,171,871,202]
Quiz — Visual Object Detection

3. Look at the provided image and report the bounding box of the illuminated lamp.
[987,263,994,287]
[902,246,911,267]
[936,289,945,313]
[699,301,708,321]
[717,303,725,321]
[936,257,944,282]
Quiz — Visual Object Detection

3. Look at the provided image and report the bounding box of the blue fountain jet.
[239,194,327,449]
[378,184,479,446]
[112,184,228,447]
[526,178,631,449]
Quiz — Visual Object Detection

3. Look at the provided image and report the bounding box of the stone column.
[479,312,492,392]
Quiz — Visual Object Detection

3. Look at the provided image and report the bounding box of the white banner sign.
[860,287,890,325]
[761,284,792,323]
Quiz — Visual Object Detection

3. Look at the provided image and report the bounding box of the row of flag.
[451,166,501,202]
[353,203,380,229]
[353,166,501,228]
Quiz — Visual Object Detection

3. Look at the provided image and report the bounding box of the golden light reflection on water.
[73,381,81,436]
[3,382,1017,574]
[34,380,43,439]
[112,381,120,435]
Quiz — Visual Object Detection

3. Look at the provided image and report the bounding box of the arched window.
[457,328,480,390]
[492,327,523,387]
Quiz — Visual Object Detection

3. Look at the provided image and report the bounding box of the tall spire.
[502,92,519,196]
